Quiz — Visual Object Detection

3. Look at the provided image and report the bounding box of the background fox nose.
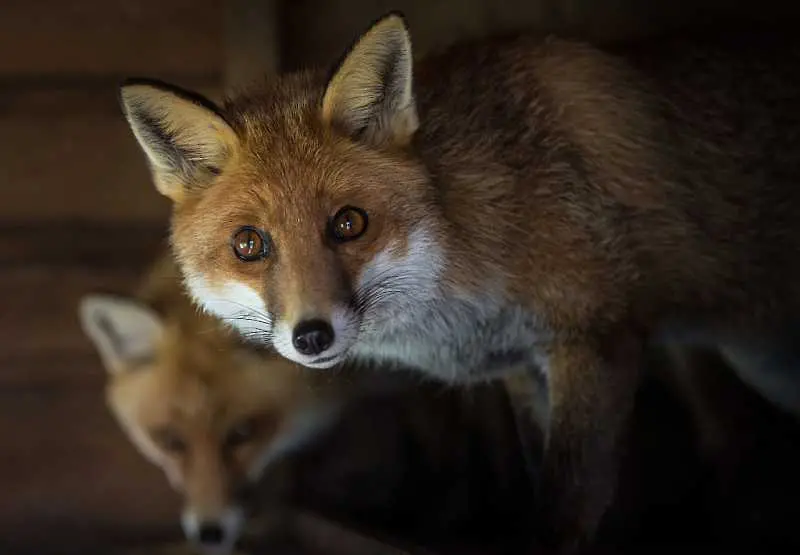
[292,319,334,355]
[198,522,225,545]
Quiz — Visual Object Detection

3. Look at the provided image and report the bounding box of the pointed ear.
[322,12,418,146]
[118,78,239,202]
[78,294,164,375]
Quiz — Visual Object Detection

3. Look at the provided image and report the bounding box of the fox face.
[78,294,339,554]
[118,14,447,370]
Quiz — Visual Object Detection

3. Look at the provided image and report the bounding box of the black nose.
[198,522,225,545]
[292,319,334,356]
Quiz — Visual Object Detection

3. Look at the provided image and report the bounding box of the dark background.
[2,1,800,553]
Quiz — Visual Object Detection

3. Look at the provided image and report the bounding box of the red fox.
[78,253,536,555]
[78,255,344,555]
[117,12,800,551]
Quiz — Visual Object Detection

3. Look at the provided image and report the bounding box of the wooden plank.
[0,0,225,76]
[0,223,167,387]
[0,222,167,267]
[280,0,800,69]
[0,76,222,224]
[0,76,222,118]
[0,222,179,553]
[0,106,169,224]
[224,0,281,90]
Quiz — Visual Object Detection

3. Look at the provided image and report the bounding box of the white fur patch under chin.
[184,273,272,344]
[357,226,445,333]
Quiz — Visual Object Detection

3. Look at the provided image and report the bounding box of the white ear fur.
[321,12,418,146]
[78,294,164,374]
[118,79,239,202]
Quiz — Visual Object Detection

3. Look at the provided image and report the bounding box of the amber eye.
[329,206,368,243]
[224,418,258,450]
[152,428,186,454]
[231,226,269,262]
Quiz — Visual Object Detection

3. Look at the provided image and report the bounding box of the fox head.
[117,12,446,370]
[78,292,340,555]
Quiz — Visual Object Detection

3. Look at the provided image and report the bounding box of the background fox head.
[78,258,342,555]
[118,13,446,370]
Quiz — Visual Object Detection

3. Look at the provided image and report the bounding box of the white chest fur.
[351,294,552,384]
[352,226,552,383]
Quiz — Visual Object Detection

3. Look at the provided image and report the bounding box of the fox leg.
[502,369,547,480]
[535,329,643,553]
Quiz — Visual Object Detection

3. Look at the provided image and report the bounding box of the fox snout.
[271,304,361,369]
[179,451,249,554]
[182,505,245,555]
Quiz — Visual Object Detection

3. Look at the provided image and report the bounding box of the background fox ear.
[78,294,164,375]
[118,79,239,203]
[322,12,418,146]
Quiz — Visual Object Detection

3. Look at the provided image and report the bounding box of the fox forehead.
[182,100,422,219]
[220,72,387,207]
[183,70,428,209]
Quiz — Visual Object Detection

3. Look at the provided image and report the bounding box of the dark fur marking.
[118,76,230,125]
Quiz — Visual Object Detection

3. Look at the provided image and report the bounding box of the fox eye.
[152,428,186,454]
[231,226,270,262]
[225,418,258,449]
[329,206,368,243]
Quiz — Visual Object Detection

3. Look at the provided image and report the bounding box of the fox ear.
[78,294,164,375]
[322,12,418,146]
[118,78,239,202]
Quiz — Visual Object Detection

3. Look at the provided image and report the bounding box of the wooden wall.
[3,1,800,553]
[278,0,800,69]
[0,2,225,552]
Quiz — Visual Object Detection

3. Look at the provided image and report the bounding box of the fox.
[78,253,346,555]
[78,253,536,555]
[117,11,800,552]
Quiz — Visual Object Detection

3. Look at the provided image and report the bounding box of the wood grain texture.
[1,99,169,224]
[4,2,800,553]
[279,0,800,69]
[224,0,281,90]
[0,224,168,386]
[0,223,179,554]
[0,1,224,76]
